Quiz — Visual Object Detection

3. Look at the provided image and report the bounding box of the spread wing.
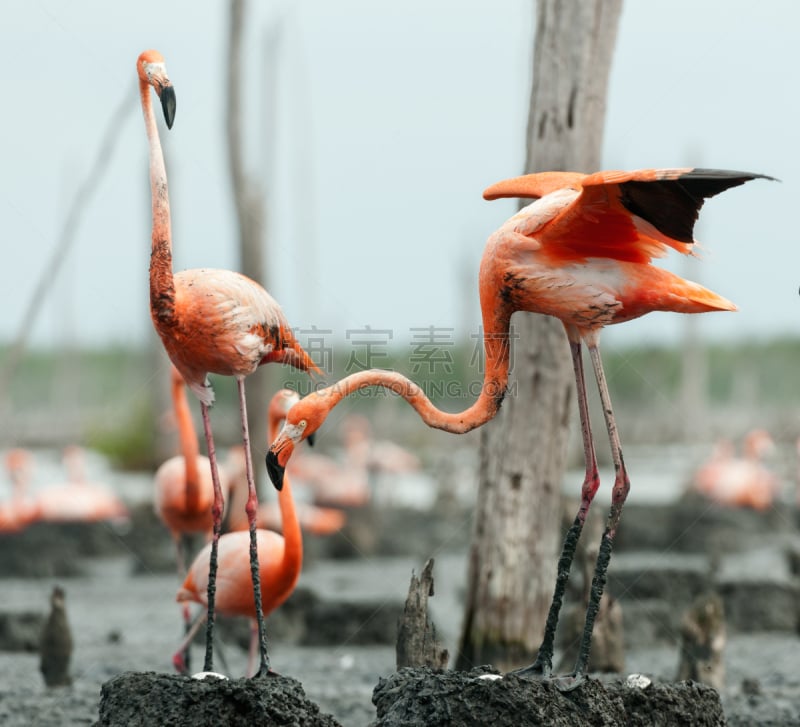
[484,168,773,264]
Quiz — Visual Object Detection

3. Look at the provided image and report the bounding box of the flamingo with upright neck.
[267,167,771,688]
[136,49,319,677]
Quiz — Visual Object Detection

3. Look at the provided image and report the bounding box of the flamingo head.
[266,392,330,491]
[137,50,176,129]
[267,388,302,426]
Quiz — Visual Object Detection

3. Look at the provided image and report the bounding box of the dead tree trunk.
[456,0,623,672]
[396,559,449,670]
[227,0,270,476]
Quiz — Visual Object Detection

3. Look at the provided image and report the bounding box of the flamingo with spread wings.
[267,167,771,687]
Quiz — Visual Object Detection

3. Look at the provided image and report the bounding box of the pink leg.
[562,334,630,690]
[236,378,271,677]
[172,609,207,674]
[174,534,192,672]
[517,334,600,678]
[200,401,225,674]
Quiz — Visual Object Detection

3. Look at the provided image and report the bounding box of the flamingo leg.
[516,335,600,679]
[557,335,630,691]
[236,378,271,678]
[172,609,207,674]
[174,533,192,673]
[200,401,225,674]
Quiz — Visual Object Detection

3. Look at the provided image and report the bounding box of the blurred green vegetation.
[2,336,799,469]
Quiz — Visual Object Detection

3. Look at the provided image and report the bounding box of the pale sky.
[2,1,797,357]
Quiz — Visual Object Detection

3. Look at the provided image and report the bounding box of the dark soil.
[0,497,798,726]
[371,667,726,727]
[95,671,342,727]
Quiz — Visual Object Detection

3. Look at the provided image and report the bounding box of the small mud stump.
[396,558,449,669]
[95,672,342,727]
[39,586,73,687]
[371,667,726,727]
[676,591,726,690]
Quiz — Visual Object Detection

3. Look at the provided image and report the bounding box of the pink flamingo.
[174,390,304,675]
[136,49,319,676]
[284,415,419,510]
[35,447,128,524]
[692,429,779,510]
[0,449,40,533]
[267,167,769,687]
[226,446,346,537]
[340,414,421,475]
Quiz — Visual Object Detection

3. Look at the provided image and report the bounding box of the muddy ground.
[0,500,798,725]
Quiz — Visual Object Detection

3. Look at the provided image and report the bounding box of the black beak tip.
[161,86,176,130]
[307,432,316,448]
[266,451,285,491]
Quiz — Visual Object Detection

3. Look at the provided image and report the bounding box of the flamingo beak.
[266,450,285,491]
[160,85,176,129]
[307,432,316,448]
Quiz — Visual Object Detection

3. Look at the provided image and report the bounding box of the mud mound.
[371,667,726,727]
[95,671,341,727]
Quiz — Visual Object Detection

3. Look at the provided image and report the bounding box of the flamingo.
[692,429,778,510]
[226,445,346,536]
[173,389,304,676]
[288,448,371,509]
[35,447,128,524]
[267,167,771,688]
[340,415,421,476]
[0,449,40,533]
[279,415,419,510]
[154,366,232,665]
[136,50,319,676]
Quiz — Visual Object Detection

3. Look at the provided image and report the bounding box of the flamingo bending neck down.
[267,167,771,688]
[174,389,303,676]
[154,366,232,668]
[226,446,346,537]
[137,49,319,677]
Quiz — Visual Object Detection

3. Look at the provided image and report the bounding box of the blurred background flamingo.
[286,415,422,510]
[691,429,779,510]
[34,446,128,525]
[0,449,40,533]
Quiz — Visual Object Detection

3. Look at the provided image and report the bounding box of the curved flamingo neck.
[276,473,302,583]
[172,373,201,508]
[140,77,176,326]
[318,304,513,434]
[268,416,302,589]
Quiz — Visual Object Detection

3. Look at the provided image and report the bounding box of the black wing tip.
[681,168,779,184]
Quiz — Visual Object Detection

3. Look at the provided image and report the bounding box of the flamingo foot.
[511,655,552,680]
[172,652,188,675]
[551,671,586,692]
[253,664,281,679]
